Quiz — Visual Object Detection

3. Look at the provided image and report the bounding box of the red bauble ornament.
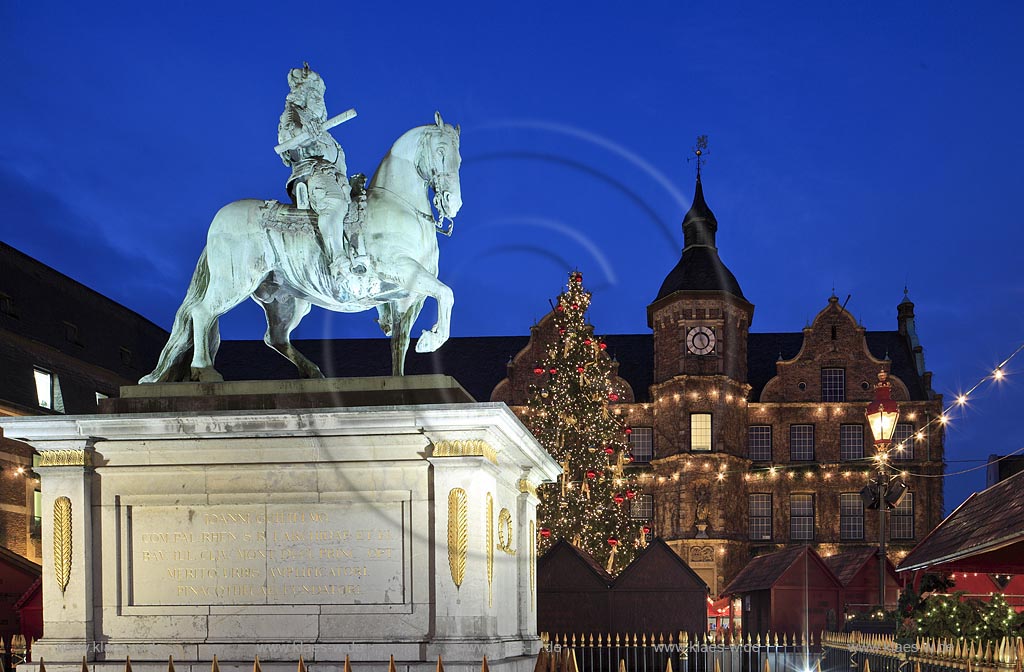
[558,328,566,335]
[574,273,583,283]
[642,526,651,534]
[577,366,585,372]
[626,454,635,463]
[556,304,564,312]
[599,342,607,350]
[626,490,636,499]
[548,368,557,374]
[585,470,597,479]
[624,426,632,435]
[572,304,579,310]
[584,338,592,345]
[604,446,615,455]
[607,536,619,546]
[540,528,551,538]
[533,366,544,375]
[608,392,619,401]
[613,494,625,504]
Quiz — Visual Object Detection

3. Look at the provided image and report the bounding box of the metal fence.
[540,632,818,672]
[821,631,1024,672]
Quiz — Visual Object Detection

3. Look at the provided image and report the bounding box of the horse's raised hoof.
[190,366,225,383]
[415,329,445,353]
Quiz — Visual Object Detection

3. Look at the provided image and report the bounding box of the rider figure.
[277,64,368,275]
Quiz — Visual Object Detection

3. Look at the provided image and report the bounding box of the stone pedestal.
[0,377,559,672]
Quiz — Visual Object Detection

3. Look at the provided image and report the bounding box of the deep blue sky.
[2,2,1022,512]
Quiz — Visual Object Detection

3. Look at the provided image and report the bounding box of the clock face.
[686,326,716,355]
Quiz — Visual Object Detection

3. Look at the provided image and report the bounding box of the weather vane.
[689,135,709,179]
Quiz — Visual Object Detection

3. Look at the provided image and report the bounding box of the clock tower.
[645,153,755,593]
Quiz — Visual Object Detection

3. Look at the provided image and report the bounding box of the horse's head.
[417,111,462,224]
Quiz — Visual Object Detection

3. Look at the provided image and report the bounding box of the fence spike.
[914,663,921,672]
[566,651,578,672]
[762,656,770,672]
[168,656,175,672]
[533,649,547,672]
[253,656,262,672]
[211,656,221,672]
[862,659,870,672]
[571,633,576,647]
[483,655,493,672]
[665,657,673,672]
[714,658,722,672]
[388,654,397,672]
[299,655,309,672]
[590,633,595,647]
[39,659,46,672]
[619,660,627,672]
[434,656,442,672]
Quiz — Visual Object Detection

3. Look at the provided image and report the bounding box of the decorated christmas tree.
[526,270,647,574]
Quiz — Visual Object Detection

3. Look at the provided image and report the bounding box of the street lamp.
[864,369,899,610]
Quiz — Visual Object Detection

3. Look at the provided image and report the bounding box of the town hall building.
[490,173,945,599]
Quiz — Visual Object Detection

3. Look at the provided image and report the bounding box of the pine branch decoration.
[53,496,73,594]
[447,488,468,588]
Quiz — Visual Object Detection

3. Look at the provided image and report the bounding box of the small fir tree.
[525,270,646,574]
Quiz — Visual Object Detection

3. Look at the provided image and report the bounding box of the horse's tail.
[138,248,211,383]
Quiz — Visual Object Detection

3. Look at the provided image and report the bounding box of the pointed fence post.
[211,655,221,672]
[253,656,262,672]
[168,656,175,672]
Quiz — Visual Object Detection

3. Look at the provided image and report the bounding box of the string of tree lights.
[525,271,646,574]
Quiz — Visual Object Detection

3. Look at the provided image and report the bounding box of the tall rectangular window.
[34,368,53,409]
[892,423,915,460]
[749,494,772,540]
[748,425,772,462]
[32,490,42,539]
[890,493,915,540]
[691,413,712,452]
[790,424,815,461]
[821,368,846,402]
[630,494,653,520]
[628,427,653,463]
[790,494,815,540]
[840,424,865,461]
[840,493,864,540]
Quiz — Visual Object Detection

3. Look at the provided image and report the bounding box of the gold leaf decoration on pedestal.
[486,492,494,607]
[38,450,93,467]
[530,520,536,609]
[53,496,73,594]
[497,508,515,555]
[432,440,498,465]
[447,488,468,588]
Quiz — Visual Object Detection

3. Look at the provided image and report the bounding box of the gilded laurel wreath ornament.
[447,488,468,588]
[53,496,73,594]
[497,508,516,555]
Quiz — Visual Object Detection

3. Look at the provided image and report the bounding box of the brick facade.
[494,177,945,601]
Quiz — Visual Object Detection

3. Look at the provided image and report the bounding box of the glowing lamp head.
[865,369,900,446]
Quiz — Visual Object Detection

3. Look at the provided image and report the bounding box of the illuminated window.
[790,494,815,540]
[628,427,653,463]
[790,424,814,461]
[821,368,845,402]
[840,424,864,461]
[748,425,772,462]
[31,490,42,539]
[891,423,915,460]
[33,368,64,412]
[890,493,914,540]
[749,494,772,540]
[691,413,712,452]
[630,494,653,520]
[840,493,864,540]
[34,368,53,409]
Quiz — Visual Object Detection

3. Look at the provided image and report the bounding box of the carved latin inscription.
[129,503,404,606]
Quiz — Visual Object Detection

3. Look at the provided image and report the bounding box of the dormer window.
[0,292,17,318]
